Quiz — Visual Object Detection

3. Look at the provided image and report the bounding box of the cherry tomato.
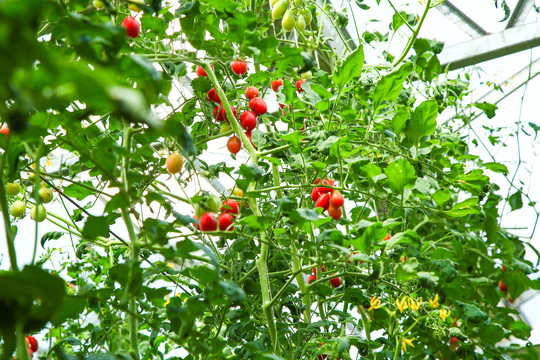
[307,275,317,284]
[26,336,38,353]
[199,212,218,231]
[231,60,247,75]
[245,131,256,148]
[330,190,344,207]
[166,153,183,174]
[245,86,259,99]
[271,79,283,92]
[220,199,239,215]
[330,275,341,288]
[328,202,342,220]
[227,136,242,154]
[296,79,307,92]
[498,280,508,292]
[0,127,9,138]
[219,106,237,122]
[219,213,235,231]
[315,193,330,212]
[122,16,141,38]
[207,88,220,103]
[249,97,267,115]
[311,187,321,201]
[240,111,257,131]
[196,64,213,77]
[312,266,326,275]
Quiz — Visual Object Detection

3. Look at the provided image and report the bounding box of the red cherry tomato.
[383,233,391,241]
[330,275,341,288]
[296,79,307,92]
[328,202,342,220]
[26,336,38,352]
[245,131,256,148]
[271,79,283,92]
[0,127,9,138]
[245,86,259,99]
[196,64,213,77]
[220,199,239,215]
[240,111,257,131]
[330,190,344,207]
[498,280,508,292]
[213,105,224,121]
[249,97,267,115]
[307,275,317,284]
[227,136,242,154]
[231,60,247,75]
[207,88,220,103]
[219,106,237,122]
[199,212,218,231]
[122,16,141,38]
[311,187,321,201]
[312,266,326,275]
[315,193,330,212]
[219,213,235,231]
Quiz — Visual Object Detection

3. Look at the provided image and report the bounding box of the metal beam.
[441,56,540,127]
[436,1,488,38]
[506,0,535,29]
[438,21,540,70]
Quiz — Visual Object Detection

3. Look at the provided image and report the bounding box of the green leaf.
[333,45,364,89]
[352,222,386,254]
[405,100,438,144]
[483,162,508,175]
[392,105,409,134]
[457,302,488,324]
[372,62,413,109]
[41,231,65,248]
[474,101,498,119]
[62,182,94,201]
[508,190,523,211]
[395,258,419,281]
[432,187,451,206]
[82,215,110,239]
[446,198,482,217]
[384,159,416,193]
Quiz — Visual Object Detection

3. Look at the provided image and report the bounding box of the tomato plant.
[0,0,538,360]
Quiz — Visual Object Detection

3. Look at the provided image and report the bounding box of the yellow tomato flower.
[429,294,440,308]
[402,337,415,352]
[439,308,451,322]
[408,297,422,312]
[368,296,381,311]
[396,296,408,313]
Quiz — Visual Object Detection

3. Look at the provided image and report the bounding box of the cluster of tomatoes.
[197,60,268,154]
[196,199,240,232]
[311,178,344,220]
[6,181,51,222]
[94,0,144,38]
[308,266,341,288]
[271,0,312,32]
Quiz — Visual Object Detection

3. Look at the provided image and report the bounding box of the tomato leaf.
[372,62,413,109]
[333,45,364,89]
[384,159,416,193]
[405,100,438,145]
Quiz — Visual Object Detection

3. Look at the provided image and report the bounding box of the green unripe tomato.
[301,8,312,25]
[10,200,26,218]
[28,172,37,182]
[270,0,280,6]
[38,188,54,203]
[272,0,288,20]
[296,14,306,31]
[282,9,295,31]
[206,195,221,213]
[301,70,312,79]
[93,0,106,9]
[220,123,232,134]
[5,182,20,196]
[31,205,47,222]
